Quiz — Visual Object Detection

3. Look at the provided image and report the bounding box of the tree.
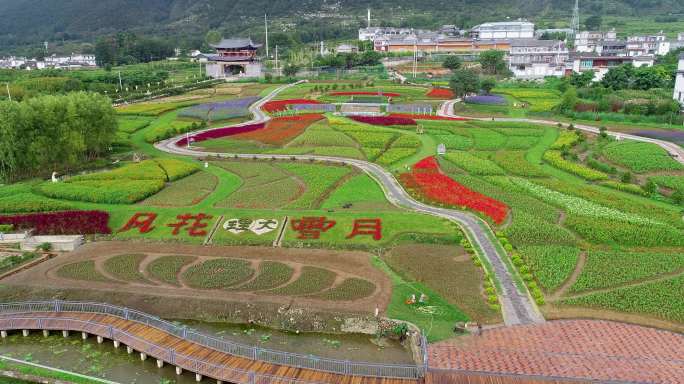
[479,50,507,76]
[449,69,480,99]
[644,180,658,195]
[443,55,463,71]
[569,71,595,88]
[205,30,222,46]
[283,63,299,77]
[480,77,496,94]
[601,65,632,90]
[584,15,603,31]
[557,87,578,113]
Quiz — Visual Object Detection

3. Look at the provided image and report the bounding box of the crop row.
[443,152,505,176]
[543,150,608,181]
[0,210,111,235]
[601,141,683,173]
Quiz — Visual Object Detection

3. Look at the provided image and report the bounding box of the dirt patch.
[542,304,684,334]
[2,241,391,317]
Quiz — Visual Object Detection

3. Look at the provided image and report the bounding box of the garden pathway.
[155,81,544,326]
[438,100,684,165]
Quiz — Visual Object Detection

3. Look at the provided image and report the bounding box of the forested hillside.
[1,0,683,55]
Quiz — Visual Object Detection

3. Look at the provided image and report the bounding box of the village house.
[508,39,569,79]
[626,33,671,56]
[374,35,511,54]
[569,54,654,81]
[335,44,358,54]
[204,38,263,79]
[575,30,618,53]
[470,21,535,40]
[674,53,684,107]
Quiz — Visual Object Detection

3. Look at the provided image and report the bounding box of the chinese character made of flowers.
[118,212,158,234]
[167,213,213,237]
[291,217,336,239]
[346,218,383,241]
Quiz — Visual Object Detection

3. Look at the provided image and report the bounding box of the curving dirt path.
[549,252,586,301]
[154,81,544,326]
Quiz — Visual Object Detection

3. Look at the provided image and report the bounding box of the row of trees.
[95,32,175,67]
[0,92,117,182]
[443,50,510,76]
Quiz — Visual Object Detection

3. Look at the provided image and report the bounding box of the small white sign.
[223,218,279,236]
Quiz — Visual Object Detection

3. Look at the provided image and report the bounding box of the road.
[155,82,543,326]
[439,100,684,165]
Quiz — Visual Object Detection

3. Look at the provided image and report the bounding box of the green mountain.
[1,0,683,55]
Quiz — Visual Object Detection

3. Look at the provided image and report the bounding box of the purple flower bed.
[179,97,260,121]
[0,211,111,235]
[176,123,266,146]
[634,130,684,147]
[465,95,507,105]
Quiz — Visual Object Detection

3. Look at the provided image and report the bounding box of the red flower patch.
[329,91,401,97]
[0,211,111,235]
[388,113,469,121]
[176,123,265,146]
[233,114,324,145]
[427,88,455,99]
[350,116,417,126]
[401,157,509,224]
[262,99,322,113]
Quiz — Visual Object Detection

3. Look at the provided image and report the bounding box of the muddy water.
[0,321,413,383]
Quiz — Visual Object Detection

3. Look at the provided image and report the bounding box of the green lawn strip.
[140,171,218,207]
[518,246,580,292]
[276,162,351,209]
[525,126,559,165]
[146,255,197,286]
[0,358,106,384]
[102,254,151,284]
[561,273,684,323]
[372,257,468,343]
[233,261,294,291]
[267,266,337,296]
[182,258,254,289]
[56,261,113,283]
[570,251,684,293]
[320,173,396,211]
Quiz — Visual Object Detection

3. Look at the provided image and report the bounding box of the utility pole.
[367,8,371,28]
[118,71,123,92]
[413,44,418,79]
[6,83,11,102]
[275,45,280,76]
[265,14,270,58]
[571,0,580,36]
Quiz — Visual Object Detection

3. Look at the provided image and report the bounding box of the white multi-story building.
[509,39,569,79]
[358,27,422,42]
[626,33,670,56]
[575,30,618,53]
[471,21,534,39]
[571,54,654,82]
[674,53,684,106]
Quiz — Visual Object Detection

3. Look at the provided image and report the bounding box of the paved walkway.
[428,319,684,384]
[439,100,684,165]
[154,82,543,326]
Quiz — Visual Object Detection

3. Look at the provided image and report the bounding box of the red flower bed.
[401,157,509,224]
[329,91,401,97]
[388,113,469,121]
[262,99,322,113]
[427,88,455,99]
[350,115,417,126]
[176,123,265,146]
[0,211,111,235]
[233,114,324,145]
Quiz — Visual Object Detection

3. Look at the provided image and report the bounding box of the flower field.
[401,157,509,224]
[519,245,580,292]
[426,88,455,99]
[231,114,324,145]
[465,95,507,105]
[177,97,259,121]
[543,150,609,181]
[176,123,265,146]
[0,210,111,235]
[349,116,417,126]
[443,152,505,176]
[601,141,684,173]
[263,99,322,113]
[329,91,401,97]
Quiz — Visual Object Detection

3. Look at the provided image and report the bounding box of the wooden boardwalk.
[0,312,419,384]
